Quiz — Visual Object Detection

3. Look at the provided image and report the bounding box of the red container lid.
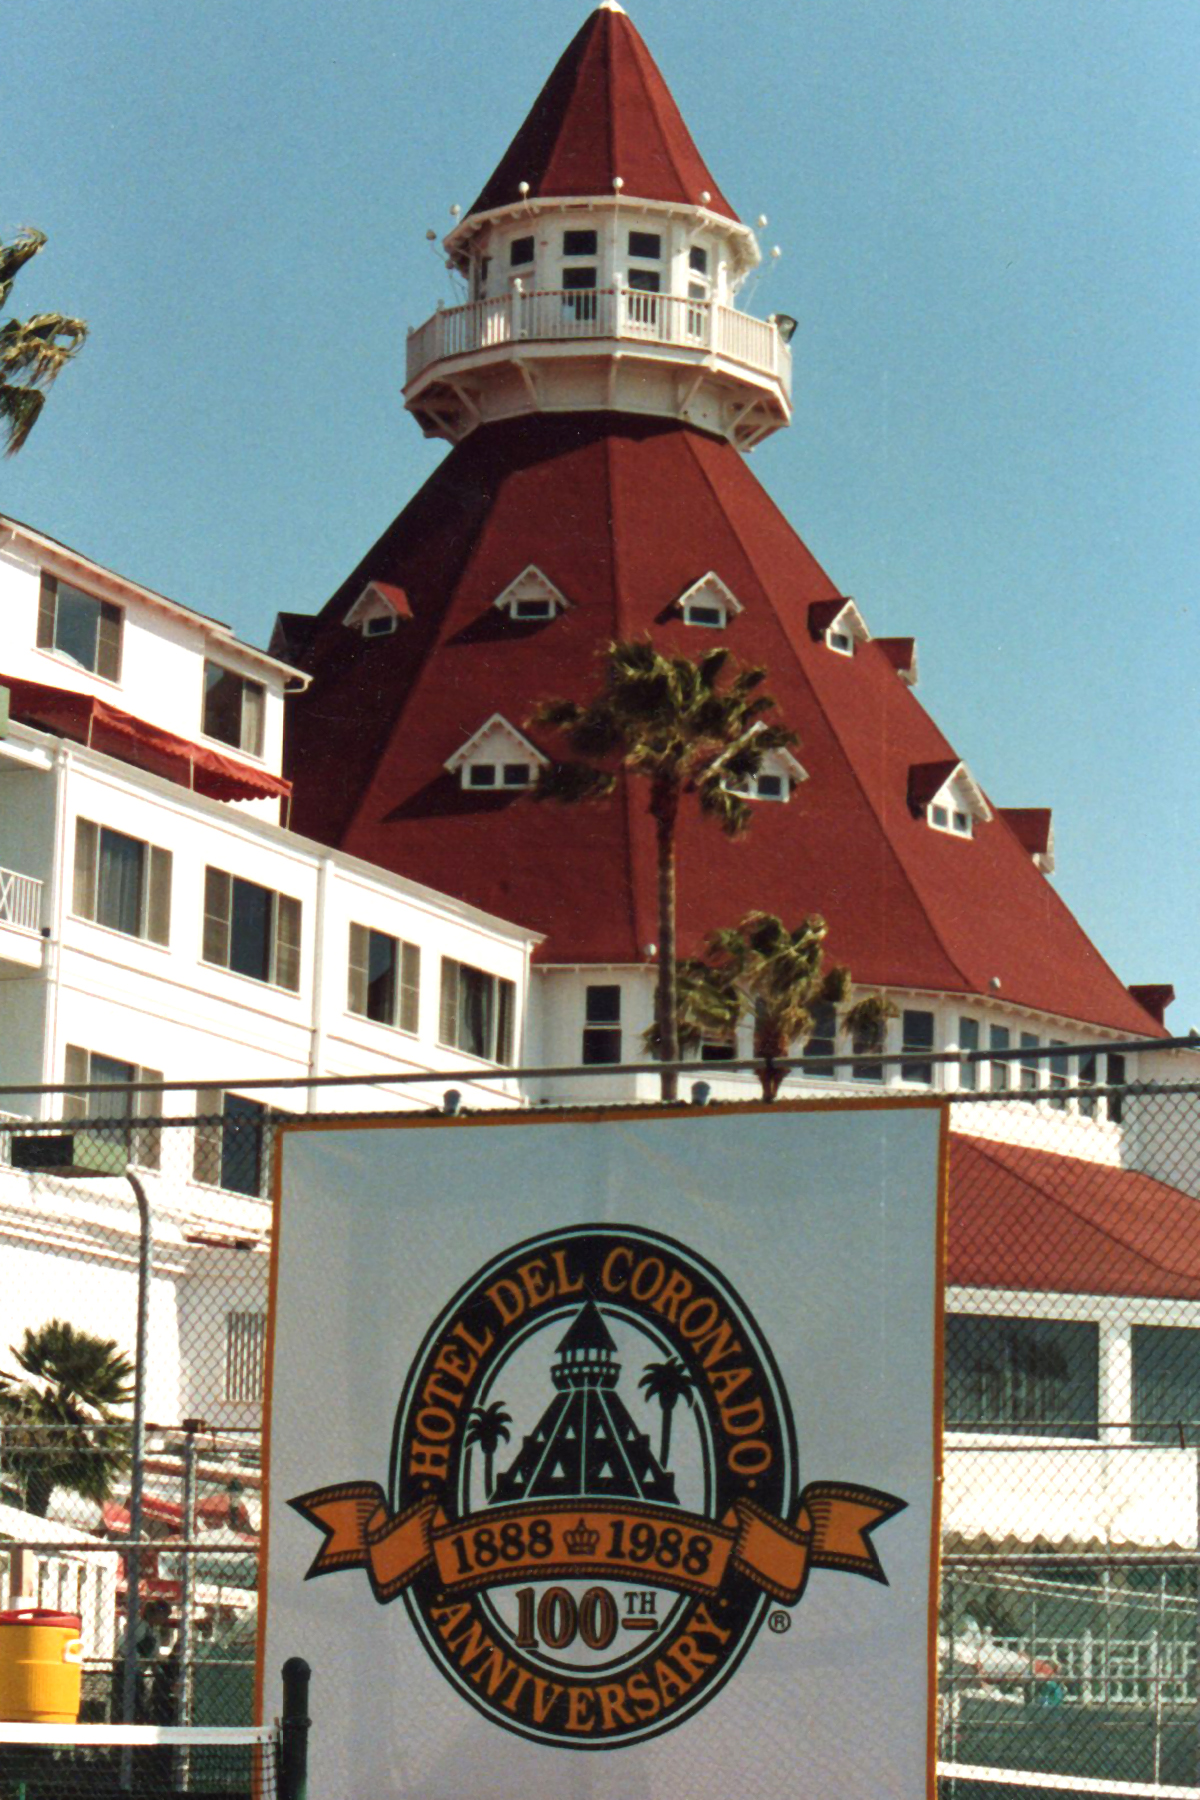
[0,1609,82,1629]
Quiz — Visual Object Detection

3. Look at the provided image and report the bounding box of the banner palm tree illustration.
[464,1400,512,1501]
[638,1357,695,1469]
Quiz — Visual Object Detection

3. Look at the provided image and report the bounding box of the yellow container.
[0,1609,84,1724]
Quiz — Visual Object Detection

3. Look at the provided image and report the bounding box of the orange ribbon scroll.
[290,1483,905,1608]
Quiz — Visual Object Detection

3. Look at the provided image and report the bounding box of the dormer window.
[343,580,412,637]
[676,573,743,630]
[808,598,870,657]
[493,566,569,621]
[910,760,991,839]
[446,714,547,792]
[724,737,807,804]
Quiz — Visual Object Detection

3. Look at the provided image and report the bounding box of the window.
[684,603,722,628]
[929,801,973,836]
[953,811,969,834]
[202,662,265,757]
[851,1010,885,1082]
[629,231,661,260]
[37,574,122,681]
[1107,1052,1127,1124]
[62,1045,162,1170]
[828,630,853,655]
[73,820,171,945]
[510,236,535,267]
[677,574,742,630]
[990,1025,1011,1092]
[901,1010,934,1085]
[957,1017,979,1091]
[627,269,661,293]
[1049,1041,1070,1110]
[363,614,396,638]
[582,985,621,1065]
[203,868,301,991]
[493,567,569,620]
[1078,1052,1098,1119]
[513,598,554,620]
[1132,1326,1200,1447]
[562,265,597,321]
[689,246,709,275]
[466,762,531,790]
[194,1090,267,1196]
[440,960,515,1063]
[1020,1032,1041,1092]
[700,1037,736,1063]
[564,229,597,258]
[224,1311,267,1403]
[946,1315,1099,1439]
[931,805,949,828]
[348,924,420,1033]
[801,1002,837,1076]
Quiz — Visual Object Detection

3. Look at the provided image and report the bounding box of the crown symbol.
[564,1517,600,1556]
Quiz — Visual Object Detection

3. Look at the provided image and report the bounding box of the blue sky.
[5,0,1198,1036]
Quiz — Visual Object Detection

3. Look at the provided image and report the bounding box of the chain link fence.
[1,1057,1198,1794]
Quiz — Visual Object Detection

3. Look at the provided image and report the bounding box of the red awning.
[3,673,290,803]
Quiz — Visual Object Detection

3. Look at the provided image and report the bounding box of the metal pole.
[1195,1445,1200,1792]
[280,1657,311,1800]
[119,1171,151,1792]
[172,1421,199,1790]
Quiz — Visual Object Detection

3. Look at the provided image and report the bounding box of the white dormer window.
[343,580,411,636]
[911,760,991,839]
[724,737,807,804]
[822,600,870,656]
[493,566,569,622]
[445,714,548,792]
[677,573,743,630]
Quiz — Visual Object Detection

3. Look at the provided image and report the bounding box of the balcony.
[0,867,44,970]
[405,287,792,448]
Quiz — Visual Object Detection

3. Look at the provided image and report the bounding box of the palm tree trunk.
[653,782,680,1103]
[660,1402,674,1469]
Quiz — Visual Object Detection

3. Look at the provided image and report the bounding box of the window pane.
[366,929,397,1025]
[901,1009,934,1084]
[510,236,535,266]
[90,1052,136,1122]
[582,1027,621,1065]
[96,603,123,682]
[202,867,231,967]
[72,818,98,920]
[629,231,661,260]
[957,1018,979,1090]
[229,877,273,982]
[1020,1032,1040,1091]
[459,964,491,1057]
[348,922,369,1016]
[221,1095,265,1197]
[241,680,265,756]
[147,847,172,946]
[1049,1041,1070,1109]
[1133,1325,1200,1447]
[37,573,57,649]
[193,1086,224,1185]
[1107,1052,1126,1123]
[399,941,421,1034]
[440,960,458,1046]
[97,827,145,937]
[628,270,660,293]
[564,230,598,257]
[132,1067,162,1171]
[496,978,515,1064]
[203,662,245,748]
[562,267,597,290]
[689,246,709,274]
[62,1044,90,1121]
[54,584,102,671]
[1078,1052,1098,1118]
[946,1315,1099,1439]
[586,985,621,1024]
[801,1002,836,1075]
[274,894,302,992]
[990,1025,1011,1092]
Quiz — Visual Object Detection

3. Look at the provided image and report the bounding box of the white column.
[1099,1321,1133,1444]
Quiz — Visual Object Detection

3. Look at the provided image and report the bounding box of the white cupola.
[403,7,792,452]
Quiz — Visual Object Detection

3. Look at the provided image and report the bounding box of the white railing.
[0,867,42,934]
[406,287,792,397]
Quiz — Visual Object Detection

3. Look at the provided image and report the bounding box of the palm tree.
[0,1320,132,1518]
[532,640,796,1100]
[693,911,851,1101]
[463,1400,512,1501]
[1,228,88,455]
[638,1358,695,1469]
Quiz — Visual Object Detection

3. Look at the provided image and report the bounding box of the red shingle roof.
[949,1136,1200,1298]
[464,7,738,225]
[283,411,1164,1038]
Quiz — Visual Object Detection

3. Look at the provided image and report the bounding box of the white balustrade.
[0,867,42,934]
[406,288,792,397]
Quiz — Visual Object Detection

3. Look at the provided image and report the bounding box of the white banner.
[262,1100,944,1799]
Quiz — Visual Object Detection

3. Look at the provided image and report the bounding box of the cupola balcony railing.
[406,287,793,398]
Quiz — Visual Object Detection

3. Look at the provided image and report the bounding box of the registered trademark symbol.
[768,1610,791,1635]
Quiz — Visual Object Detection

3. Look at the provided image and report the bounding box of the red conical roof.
[284,412,1163,1039]
[463,7,739,224]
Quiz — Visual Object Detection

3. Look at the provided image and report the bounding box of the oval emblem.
[292,1223,904,1748]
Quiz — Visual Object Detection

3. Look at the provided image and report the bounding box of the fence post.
[280,1657,311,1800]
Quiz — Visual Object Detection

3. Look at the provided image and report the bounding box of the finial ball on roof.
[613,176,624,191]
[700,190,712,205]
[519,180,530,197]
